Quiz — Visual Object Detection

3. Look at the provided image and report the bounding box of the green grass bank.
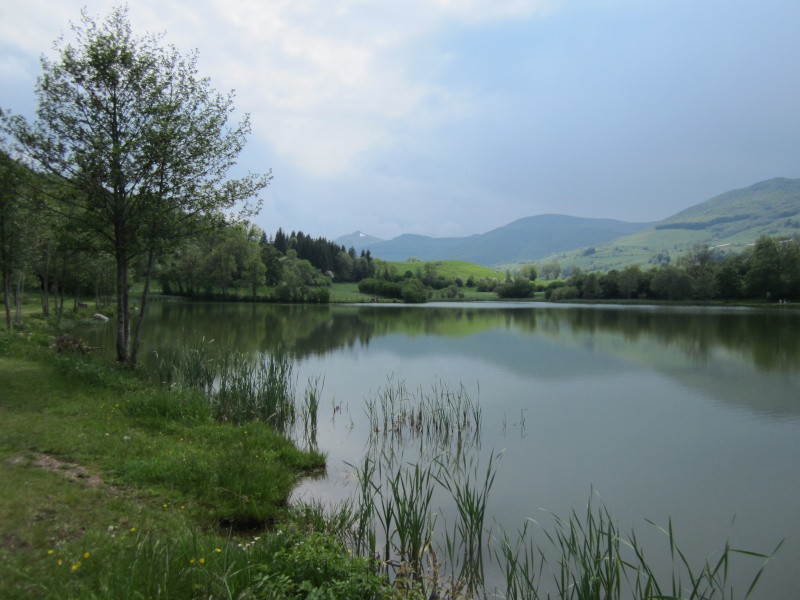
[0,318,389,599]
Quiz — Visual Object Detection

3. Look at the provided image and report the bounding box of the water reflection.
[82,302,800,419]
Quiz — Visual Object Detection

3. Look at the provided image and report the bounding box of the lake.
[78,301,800,597]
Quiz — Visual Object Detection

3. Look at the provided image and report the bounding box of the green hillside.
[375,259,503,281]
[528,178,800,274]
[657,178,800,234]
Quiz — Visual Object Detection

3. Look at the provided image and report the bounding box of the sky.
[2,1,799,241]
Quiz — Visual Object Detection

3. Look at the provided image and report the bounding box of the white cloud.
[2,0,557,177]
[170,0,557,175]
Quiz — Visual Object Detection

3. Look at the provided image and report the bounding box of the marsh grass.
[330,377,781,600]
[365,377,481,455]
[214,348,296,428]
[156,340,323,446]
[339,448,780,600]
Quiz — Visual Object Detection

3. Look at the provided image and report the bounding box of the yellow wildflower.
[214,548,222,553]
[199,557,206,564]
[71,562,81,571]
[47,549,55,555]
[83,552,90,559]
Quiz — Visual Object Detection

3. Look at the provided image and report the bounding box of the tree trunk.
[52,269,58,317]
[57,248,67,317]
[14,271,24,326]
[41,242,50,317]
[131,247,155,366]
[2,269,11,332]
[115,253,130,363]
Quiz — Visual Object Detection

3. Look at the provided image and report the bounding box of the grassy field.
[375,259,503,282]
[0,318,388,599]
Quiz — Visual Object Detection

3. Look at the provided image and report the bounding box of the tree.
[261,242,284,286]
[715,262,743,299]
[540,261,561,281]
[2,7,269,363]
[581,272,602,299]
[650,266,693,301]
[744,236,781,299]
[618,265,641,299]
[401,278,428,303]
[496,275,535,299]
[519,264,538,281]
[0,151,30,331]
[678,243,717,280]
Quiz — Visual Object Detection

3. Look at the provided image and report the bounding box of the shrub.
[401,279,429,303]
[551,285,579,301]
[495,277,535,299]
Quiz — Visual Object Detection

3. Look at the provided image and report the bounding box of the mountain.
[655,177,800,235]
[334,231,384,252]
[539,178,800,272]
[336,178,800,269]
[449,215,652,265]
[352,216,651,265]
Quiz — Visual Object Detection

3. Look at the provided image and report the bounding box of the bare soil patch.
[7,453,105,489]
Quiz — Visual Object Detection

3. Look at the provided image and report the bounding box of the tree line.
[157,225,377,302]
[541,237,800,302]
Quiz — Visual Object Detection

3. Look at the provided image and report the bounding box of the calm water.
[79,301,800,597]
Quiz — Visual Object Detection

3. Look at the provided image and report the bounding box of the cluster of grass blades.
[492,493,783,600]
[155,339,321,446]
[364,376,481,455]
[318,373,782,600]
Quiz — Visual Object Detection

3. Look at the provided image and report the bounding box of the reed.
[300,375,324,449]
[493,493,783,600]
[364,376,481,455]
[157,341,322,437]
[339,417,778,600]
[211,348,297,428]
[436,449,498,593]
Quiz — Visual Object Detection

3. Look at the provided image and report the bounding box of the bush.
[495,277,535,299]
[476,277,499,292]
[254,531,387,599]
[551,285,579,301]
[358,278,403,299]
[401,279,429,303]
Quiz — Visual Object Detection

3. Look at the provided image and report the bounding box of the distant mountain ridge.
[336,178,800,268]
[338,216,651,265]
[335,231,384,250]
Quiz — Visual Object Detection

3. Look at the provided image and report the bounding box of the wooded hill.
[339,178,800,271]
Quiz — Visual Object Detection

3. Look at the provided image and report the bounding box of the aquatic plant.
[156,340,321,441]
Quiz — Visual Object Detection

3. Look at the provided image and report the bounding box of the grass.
[0,321,387,599]
[377,259,504,282]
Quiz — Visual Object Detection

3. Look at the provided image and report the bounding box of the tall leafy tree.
[745,236,781,299]
[0,151,30,331]
[2,7,269,363]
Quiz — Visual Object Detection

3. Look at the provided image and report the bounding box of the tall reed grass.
[318,377,781,600]
[364,377,481,456]
[155,340,320,445]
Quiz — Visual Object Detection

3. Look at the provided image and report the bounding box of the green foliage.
[2,6,269,362]
[401,279,429,303]
[359,277,404,300]
[495,277,536,299]
[254,531,388,599]
[550,285,580,301]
